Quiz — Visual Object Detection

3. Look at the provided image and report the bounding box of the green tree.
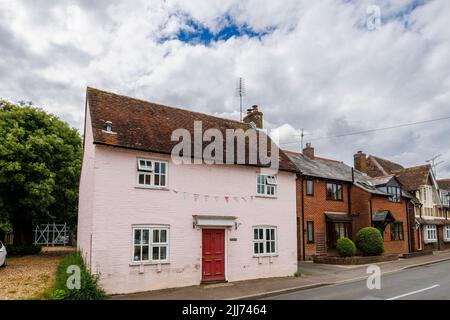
[0,100,82,245]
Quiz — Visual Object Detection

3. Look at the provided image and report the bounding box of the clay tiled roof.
[366,155,404,177]
[393,164,431,192]
[437,179,450,191]
[86,87,297,172]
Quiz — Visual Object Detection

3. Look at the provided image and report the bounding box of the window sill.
[255,195,278,199]
[129,261,170,266]
[253,254,278,258]
[135,186,170,191]
[424,240,437,244]
[325,199,344,202]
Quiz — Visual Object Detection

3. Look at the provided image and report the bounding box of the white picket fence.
[33,223,70,246]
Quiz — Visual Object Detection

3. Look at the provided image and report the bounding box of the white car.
[0,241,6,267]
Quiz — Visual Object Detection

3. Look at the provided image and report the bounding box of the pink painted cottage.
[78,88,298,294]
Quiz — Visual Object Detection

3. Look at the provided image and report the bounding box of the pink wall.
[77,102,95,270]
[78,105,298,294]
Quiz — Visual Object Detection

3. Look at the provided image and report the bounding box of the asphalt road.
[264,260,450,300]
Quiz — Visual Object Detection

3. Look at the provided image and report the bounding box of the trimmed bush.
[336,237,356,257]
[355,227,384,256]
[50,251,106,300]
[5,244,42,256]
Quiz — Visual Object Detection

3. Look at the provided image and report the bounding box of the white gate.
[33,223,70,246]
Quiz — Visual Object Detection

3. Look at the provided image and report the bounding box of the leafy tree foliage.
[0,100,82,245]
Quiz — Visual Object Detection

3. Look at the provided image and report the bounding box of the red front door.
[202,229,225,282]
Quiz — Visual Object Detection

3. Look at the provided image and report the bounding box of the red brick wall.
[297,181,411,259]
[350,187,372,237]
[297,178,350,259]
[351,187,409,255]
[438,226,450,251]
[371,196,409,255]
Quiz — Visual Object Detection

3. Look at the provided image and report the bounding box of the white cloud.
[0,0,449,177]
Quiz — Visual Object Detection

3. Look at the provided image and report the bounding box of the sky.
[1,0,449,178]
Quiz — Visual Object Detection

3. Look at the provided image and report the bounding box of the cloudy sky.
[1,0,449,177]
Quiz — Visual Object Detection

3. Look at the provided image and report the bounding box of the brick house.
[365,156,450,253]
[285,145,353,260]
[352,152,415,256]
[77,88,298,294]
[286,146,412,260]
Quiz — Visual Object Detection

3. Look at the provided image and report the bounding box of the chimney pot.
[303,143,315,160]
[243,105,263,129]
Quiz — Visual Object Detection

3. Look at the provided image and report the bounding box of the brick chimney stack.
[354,151,367,173]
[303,143,315,160]
[243,105,263,129]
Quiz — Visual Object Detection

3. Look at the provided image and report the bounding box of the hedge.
[336,237,356,257]
[5,244,42,256]
[48,251,106,300]
[355,227,384,256]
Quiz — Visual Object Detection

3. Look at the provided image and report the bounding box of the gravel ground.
[0,251,69,300]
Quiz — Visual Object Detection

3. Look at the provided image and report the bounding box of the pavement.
[110,250,450,300]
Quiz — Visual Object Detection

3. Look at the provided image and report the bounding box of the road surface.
[264,260,450,300]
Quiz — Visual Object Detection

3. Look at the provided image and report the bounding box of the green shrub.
[355,227,384,256]
[336,237,356,257]
[293,271,302,277]
[51,289,68,300]
[5,244,42,256]
[51,251,106,300]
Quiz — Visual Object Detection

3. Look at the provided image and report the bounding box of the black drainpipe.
[406,200,412,253]
[348,168,354,215]
[300,175,306,261]
[370,199,373,227]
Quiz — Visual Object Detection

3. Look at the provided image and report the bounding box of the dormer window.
[137,158,167,187]
[387,186,401,203]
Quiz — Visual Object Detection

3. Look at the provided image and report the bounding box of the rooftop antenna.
[300,128,304,151]
[426,154,444,177]
[236,77,246,121]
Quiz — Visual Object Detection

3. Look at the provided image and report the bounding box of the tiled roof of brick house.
[366,155,404,177]
[393,164,431,192]
[285,150,414,199]
[365,154,431,194]
[437,179,450,191]
[86,87,297,172]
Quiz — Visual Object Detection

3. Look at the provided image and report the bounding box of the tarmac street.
[265,260,450,300]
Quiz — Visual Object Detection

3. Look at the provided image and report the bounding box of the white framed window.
[132,226,169,263]
[424,225,437,243]
[256,174,277,197]
[137,158,168,187]
[387,186,402,203]
[444,226,450,242]
[253,226,277,256]
[421,186,433,208]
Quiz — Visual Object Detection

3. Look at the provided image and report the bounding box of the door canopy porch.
[193,215,237,228]
[325,212,353,223]
[372,210,396,224]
